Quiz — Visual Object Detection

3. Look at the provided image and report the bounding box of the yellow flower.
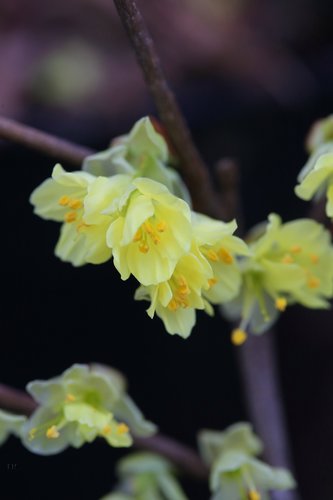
[134,248,213,338]
[30,164,131,266]
[222,213,333,335]
[106,177,192,285]
[192,212,249,304]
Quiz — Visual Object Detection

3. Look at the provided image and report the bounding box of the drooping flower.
[192,213,249,304]
[106,177,192,286]
[305,114,333,153]
[134,245,214,338]
[221,213,333,337]
[198,423,296,500]
[21,364,156,455]
[83,116,191,205]
[100,452,188,500]
[30,164,132,266]
[295,144,333,218]
[0,409,26,445]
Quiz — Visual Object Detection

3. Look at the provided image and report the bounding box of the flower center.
[133,219,167,254]
[203,246,233,264]
[167,274,191,311]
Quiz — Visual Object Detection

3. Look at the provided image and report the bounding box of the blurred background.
[1,0,333,498]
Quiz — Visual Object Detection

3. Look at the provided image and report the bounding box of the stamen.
[64,211,77,223]
[275,297,287,312]
[58,195,70,206]
[307,276,320,289]
[231,328,247,346]
[310,254,319,264]
[68,199,82,209]
[144,222,154,234]
[152,235,160,245]
[117,423,129,435]
[102,425,112,435]
[156,221,167,232]
[207,250,219,262]
[46,425,60,439]
[168,298,179,311]
[178,276,190,295]
[65,393,76,402]
[208,278,218,287]
[218,248,233,264]
[248,490,261,500]
[281,254,293,264]
[133,228,142,242]
[139,242,149,254]
[290,244,302,254]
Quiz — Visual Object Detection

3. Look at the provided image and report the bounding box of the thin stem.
[0,383,208,480]
[237,331,300,500]
[113,0,224,219]
[0,116,93,166]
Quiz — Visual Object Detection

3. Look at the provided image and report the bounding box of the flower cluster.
[221,213,333,339]
[295,114,333,218]
[21,364,156,455]
[100,452,188,500]
[30,117,248,338]
[198,423,295,500]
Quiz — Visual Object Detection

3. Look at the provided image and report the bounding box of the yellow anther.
[65,393,76,402]
[231,328,247,346]
[281,254,293,264]
[46,426,60,439]
[29,428,37,441]
[275,297,287,312]
[68,199,82,209]
[156,221,167,232]
[218,248,234,264]
[153,235,161,245]
[102,425,112,435]
[58,195,70,206]
[144,222,154,234]
[248,490,261,500]
[64,211,77,223]
[117,423,129,435]
[139,242,149,254]
[310,253,319,264]
[307,276,320,289]
[208,278,218,287]
[133,228,142,242]
[168,298,179,311]
[207,250,219,262]
[290,244,302,254]
[178,276,190,295]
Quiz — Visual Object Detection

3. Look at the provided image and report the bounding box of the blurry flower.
[22,364,156,455]
[83,117,191,204]
[305,114,333,153]
[198,423,295,500]
[0,409,26,445]
[222,214,333,337]
[106,177,192,286]
[30,164,131,266]
[100,452,188,500]
[295,144,333,218]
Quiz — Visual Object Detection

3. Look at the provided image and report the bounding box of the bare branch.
[0,116,94,166]
[113,0,224,219]
[0,382,208,479]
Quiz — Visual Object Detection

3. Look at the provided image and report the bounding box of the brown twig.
[237,332,300,500]
[0,383,208,480]
[0,116,94,166]
[113,0,224,219]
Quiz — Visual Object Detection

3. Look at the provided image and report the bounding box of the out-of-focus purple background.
[1,1,333,498]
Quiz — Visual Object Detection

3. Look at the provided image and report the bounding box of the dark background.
[1,1,333,499]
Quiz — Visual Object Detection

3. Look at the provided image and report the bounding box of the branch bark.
[0,383,208,480]
[0,116,93,166]
[113,0,224,219]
